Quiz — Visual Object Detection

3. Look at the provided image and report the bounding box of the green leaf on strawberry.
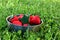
[19,15,29,24]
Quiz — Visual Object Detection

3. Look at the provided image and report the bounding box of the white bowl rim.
[6,15,43,27]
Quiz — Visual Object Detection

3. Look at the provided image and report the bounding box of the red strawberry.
[23,24,28,27]
[10,16,19,23]
[18,14,24,18]
[12,21,22,26]
[29,15,41,25]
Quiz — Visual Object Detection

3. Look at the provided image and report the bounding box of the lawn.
[0,0,60,40]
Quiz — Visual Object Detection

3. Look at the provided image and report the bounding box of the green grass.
[0,0,60,40]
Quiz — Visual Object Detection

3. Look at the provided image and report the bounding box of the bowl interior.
[6,15,43,27]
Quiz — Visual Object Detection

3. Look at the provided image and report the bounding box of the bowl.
[6,14,43,32]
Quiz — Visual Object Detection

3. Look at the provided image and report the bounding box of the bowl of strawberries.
[6,14,42,32]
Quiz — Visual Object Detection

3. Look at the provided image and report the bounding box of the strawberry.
[12,21,22,26]
[10,16,19,23]
[29,15,41,25]
[35,15,41,24]
[18,14,24,19]
[23,24,28,27]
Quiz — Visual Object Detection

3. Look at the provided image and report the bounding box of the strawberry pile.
[10,14,41,27]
